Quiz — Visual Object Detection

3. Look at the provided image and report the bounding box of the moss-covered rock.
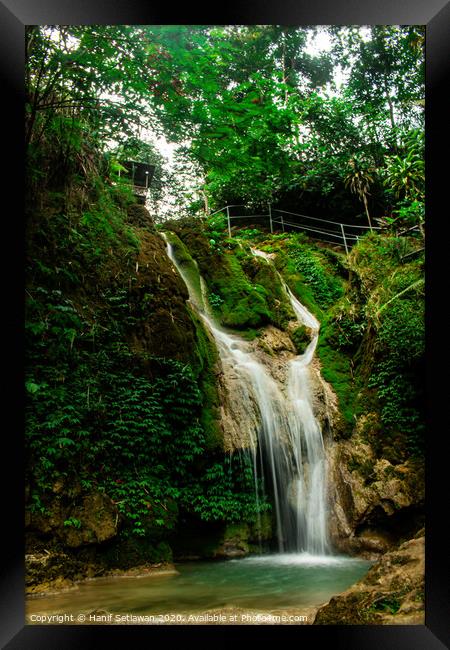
[167,220,290,333]
[125,227,199,363]
[291,324,311,354]
[214,523,251,558]
[213,517,273,558]
[126,204,155,229]
[163,230,206,312]
[26,491,119,548]
[188,306,223,451]
[239,251,295,329]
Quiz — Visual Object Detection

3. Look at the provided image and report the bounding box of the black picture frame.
[2,1,448,647]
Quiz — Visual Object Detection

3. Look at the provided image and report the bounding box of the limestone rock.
[326,436,425,557]
[313,535,425,625]
[257,325,296,355]
[217,364,260,452]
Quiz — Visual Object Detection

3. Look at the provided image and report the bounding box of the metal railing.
[208,204,382,253]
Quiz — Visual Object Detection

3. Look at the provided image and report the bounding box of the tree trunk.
[200,189,209,216]
[363,194,373,231]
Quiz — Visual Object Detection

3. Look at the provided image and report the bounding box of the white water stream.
[163,234,329,555]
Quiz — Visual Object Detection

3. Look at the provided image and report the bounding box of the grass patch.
[317,326,359,435]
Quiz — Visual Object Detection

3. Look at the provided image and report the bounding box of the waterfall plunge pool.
[27,554,372,625]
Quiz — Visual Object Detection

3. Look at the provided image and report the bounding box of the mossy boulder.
[240,252,295,329]
[167,220,284,332]
[214,523,251,558]
[291,324,311,354]
[213,515,273,558]
[26,491,119,548]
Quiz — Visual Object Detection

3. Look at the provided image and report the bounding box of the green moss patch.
[291,325,311,354]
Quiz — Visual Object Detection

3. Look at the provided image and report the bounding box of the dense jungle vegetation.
[25,25,424,568]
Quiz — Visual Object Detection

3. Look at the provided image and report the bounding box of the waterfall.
[163,233,329,555]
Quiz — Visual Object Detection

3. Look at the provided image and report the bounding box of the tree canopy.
[26,24,425,229]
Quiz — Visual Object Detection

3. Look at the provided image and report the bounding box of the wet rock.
[313,535,425,625]
[217,324,336,452]
[327,436,425,556]
[217,366,260,452]
[257,325,296,355]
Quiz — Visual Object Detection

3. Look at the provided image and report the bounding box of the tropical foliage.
[26,25,424,227]
[25,24,424,558]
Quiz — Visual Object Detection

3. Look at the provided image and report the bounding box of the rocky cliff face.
[206,268,425,561]
[26,208,425,604]
[326,432,424,558]
[313,534,425,624]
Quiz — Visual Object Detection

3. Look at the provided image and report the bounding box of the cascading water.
[284,287,328,555]
[251,248,328,554]
[163,233,329,556]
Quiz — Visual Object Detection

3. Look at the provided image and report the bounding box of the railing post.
[226,206,232,238]
[269,204,273,234]
[281,214,285,232]
[340,223,349,255]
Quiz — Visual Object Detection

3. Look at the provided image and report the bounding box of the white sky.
[305,29,332,54]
